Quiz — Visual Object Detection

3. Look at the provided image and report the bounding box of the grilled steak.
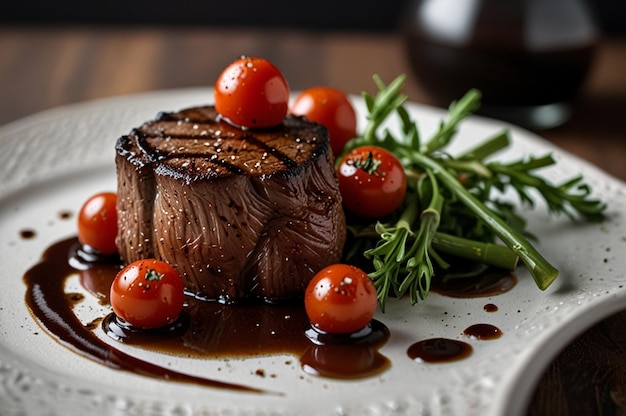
[115,105,346,303]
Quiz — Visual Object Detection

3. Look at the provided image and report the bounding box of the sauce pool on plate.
[22,234,516,391]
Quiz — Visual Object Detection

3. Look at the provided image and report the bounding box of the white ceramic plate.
[1,90,624,416]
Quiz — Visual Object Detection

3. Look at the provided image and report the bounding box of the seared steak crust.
[115,106,346,302]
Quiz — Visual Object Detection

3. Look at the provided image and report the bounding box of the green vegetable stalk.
[342,75,606,310]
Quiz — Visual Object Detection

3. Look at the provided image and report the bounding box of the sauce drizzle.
[23,237,270,394]
[483,303,499,313]
[432,271,517,298]
[23,237,391,392]
[407,338,473,363]
[19,229,36,239]
[463,323,503,340]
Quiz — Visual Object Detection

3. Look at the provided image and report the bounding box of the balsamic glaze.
[19,229,36,239]
[407,338,473,363]
[23,237,390,393]
[484,303,499,313]
[22,231,519,392]
[464,324,503,340]
[23,238,266,393]
[302,321,391,379]
[432,271,517,298]
[58,210,73,220]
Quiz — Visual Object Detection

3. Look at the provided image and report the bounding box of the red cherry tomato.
[304,264,378,334]
[77,192,118,254]
[337,146,407,218]
[290,86,357,156]
[214,56,290,128]
[110,259,185,329]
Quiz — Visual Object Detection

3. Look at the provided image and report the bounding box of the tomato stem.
[352,151,382,174]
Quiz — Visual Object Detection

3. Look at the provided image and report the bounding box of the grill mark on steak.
[240,134,298,169]
[132,133,297,177]
[134,133,168,164]
[116,105,346,302]
[130,109,309,179]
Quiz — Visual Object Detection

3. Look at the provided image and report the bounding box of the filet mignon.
[115,105,346,303]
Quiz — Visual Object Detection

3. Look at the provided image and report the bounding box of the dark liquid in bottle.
[401,0,598,127]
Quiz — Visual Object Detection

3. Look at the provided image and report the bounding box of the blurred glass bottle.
[401,0,599,129]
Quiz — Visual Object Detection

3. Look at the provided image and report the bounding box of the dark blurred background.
[2,0,625,36]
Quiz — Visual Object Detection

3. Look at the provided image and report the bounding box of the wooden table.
[1,26,626,415]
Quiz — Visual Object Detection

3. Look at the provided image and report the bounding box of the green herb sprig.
[342,75,606,310]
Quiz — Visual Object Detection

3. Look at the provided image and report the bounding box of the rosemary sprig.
[342,75,606,309]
